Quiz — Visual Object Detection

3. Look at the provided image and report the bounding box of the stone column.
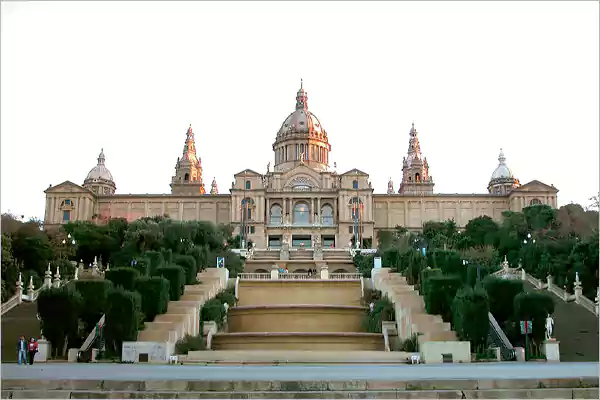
[574,273,583,302]
[53,267,61,288]
[92,256,99,275]
[546,275,553,289]
[270,264,279,280]
[44,264,52,289]
[317,197,321,223]
[16,273,23,304]
[320,265,329,280]
[27,277,34,299]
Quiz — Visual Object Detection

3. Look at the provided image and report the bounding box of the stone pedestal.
[68,348,79,362]
[514,347,525,362]
[542,339,560,362]
[320,266,329,280]
[270,265,279,280]
[36,339,51,362]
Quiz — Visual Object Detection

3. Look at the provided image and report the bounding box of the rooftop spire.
[97,148,105,165]
[295,80,308,110]
[498,148,506,164]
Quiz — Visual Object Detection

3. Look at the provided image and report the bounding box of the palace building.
[43,83,558,248]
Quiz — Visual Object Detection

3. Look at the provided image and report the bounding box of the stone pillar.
[574,273,583,302]
[27,277,34,299]
[44,264,52,289]
[36,339,51,363]
[53,267,61,288]
[270,264,279,280]
[521,269,526,281]
[16,273,23,304]
[74,267,79,281]
[546,275,553,289]
[320,265,329,280]
[92,256,99,275]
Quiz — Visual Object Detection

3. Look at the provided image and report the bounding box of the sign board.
[373,257,382,269]
[421,247,427,257]
[216,257,225,269]
[520,320,533,335]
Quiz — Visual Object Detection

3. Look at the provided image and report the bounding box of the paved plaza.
[2,362,599,382]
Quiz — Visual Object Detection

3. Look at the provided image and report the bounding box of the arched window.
[529,198,542,206]
[184,173,190,181]
[293,202,310,224]
[352,180,359,189]
[270,204,283,225]
[245,180,251,190]
[415,173,421,182]
[321,204,334,225]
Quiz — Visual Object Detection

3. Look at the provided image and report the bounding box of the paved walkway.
[2,362,598,381]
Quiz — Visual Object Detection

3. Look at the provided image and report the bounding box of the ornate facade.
[43,82,559,248]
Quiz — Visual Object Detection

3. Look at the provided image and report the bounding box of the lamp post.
[61,234,76,260]
[522,233,536,271]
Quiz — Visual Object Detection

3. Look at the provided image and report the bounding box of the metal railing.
[80,314,105,354]
[487,312,516,361]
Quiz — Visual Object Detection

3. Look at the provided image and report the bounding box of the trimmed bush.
[134,276,170,322]
[144,250,165,276]
[189,245,210,272]
[423,275,462,322]
[105,267,140,291]
[215,287,236,308]
[173,255,198,285]
[175,334,205,354]
[363,297,395,333]
[131,257,150,276]
[429,249,463,278]
[452,284,490,352]
[201,298,225,326]
[482,276,524,324]
[74,280,113,333]
[37,285,83,357]
[104,287,142,356]
[156,266,185,301]
[161,248,173,266]
[465,264,491,287]
[420,268,443,296]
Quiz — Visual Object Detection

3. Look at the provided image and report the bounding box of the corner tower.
[83,149,116,195]
[171,124,206,196]
[488,149,520,195]
[272,80,332,172]
[398,123,434,195]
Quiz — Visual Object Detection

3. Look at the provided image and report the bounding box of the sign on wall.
[373,257,382,269]
[216,257,225,268]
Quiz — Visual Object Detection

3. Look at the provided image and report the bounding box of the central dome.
[272,81,332,172]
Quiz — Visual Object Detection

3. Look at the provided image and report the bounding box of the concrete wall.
[237,281,362,307]
[227,305,366,333]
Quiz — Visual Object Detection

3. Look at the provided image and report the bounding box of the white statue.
[369,302,375,314]
[299,151,305,164]
[545,313,554,340]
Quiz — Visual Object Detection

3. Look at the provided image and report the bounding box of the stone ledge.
[2,378,598,392]
[2,388,598,399]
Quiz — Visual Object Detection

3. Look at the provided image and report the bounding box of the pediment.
[341,168,369,177]
[513,180,558,193]
[233,169,262,177]
[282,165,321,190]
[44,181,94,195]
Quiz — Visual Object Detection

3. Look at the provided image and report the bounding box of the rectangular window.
[63,211,71,221]
[250,226,255,234]
[65,199,71,206]
[349,226,353,234]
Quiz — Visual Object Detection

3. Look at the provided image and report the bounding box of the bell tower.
[171,124,206,196]
[398,123,434,195]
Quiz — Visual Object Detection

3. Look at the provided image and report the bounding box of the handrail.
[488,312,516,361]
[80,314,105,353]
[0,294,21,316]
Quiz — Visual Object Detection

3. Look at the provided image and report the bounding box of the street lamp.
[61,234,76,260]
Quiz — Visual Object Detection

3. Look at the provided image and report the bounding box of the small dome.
[85,149,114,183]
[490,149,514,180]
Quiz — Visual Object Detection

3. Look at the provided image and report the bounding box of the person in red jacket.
[27,337,38,365]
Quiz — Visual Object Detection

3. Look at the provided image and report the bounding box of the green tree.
[1,234,19,301]
[104,287,142,356]
[452,285,490,352]
[464,216,499,248]
[37,285,83,357]
[482,276,524,324]
[423,275,462,322]
[134,276,170,322]
[514,291,555,345]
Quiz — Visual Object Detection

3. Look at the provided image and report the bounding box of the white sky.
[1,1,598,221]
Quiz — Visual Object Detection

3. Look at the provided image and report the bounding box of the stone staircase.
[1,302,41,362]
[137,268,228,343]
[371,268,466,362]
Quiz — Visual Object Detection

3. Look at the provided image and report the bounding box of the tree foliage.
[105,267,140,291]
[452,285,490,352]
[104,287,142,356]
[134,276,170,322]
[37,285,83,357]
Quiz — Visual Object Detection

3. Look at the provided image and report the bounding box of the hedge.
[131,257,151,276]
[157,266,185,301]
[173,255,198,285]
[215,287,236,308]
[420,268,443,296]
[134,276,170,322]
[201,298,225,327]
[104,287,142,356]
[189,245,210,272]
[423,275,462,322]
[465,264,491,287]
[144,251,165,276]
[105,267,140,291]
[482,276,524,324]
[452,284,490,352]
[74,280,114,333]
[429,249,463,278]
[37,285,83,357]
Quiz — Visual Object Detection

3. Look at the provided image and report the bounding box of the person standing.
[17,335,27,365]
[27,337,38,365]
